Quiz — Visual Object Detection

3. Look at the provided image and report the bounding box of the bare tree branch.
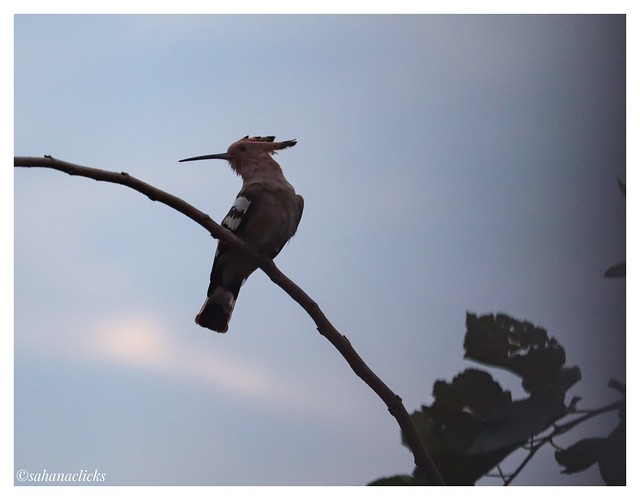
[14,155,445,486]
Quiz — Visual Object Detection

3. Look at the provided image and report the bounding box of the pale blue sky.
[13,14,626,486]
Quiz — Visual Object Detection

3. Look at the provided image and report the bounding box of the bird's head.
[179,135,296,167]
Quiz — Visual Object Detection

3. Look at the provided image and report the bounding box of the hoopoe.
[179,135,304,333]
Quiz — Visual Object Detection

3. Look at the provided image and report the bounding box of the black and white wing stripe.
[221,194,252,232]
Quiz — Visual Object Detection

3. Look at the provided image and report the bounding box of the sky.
[9,9,630,489]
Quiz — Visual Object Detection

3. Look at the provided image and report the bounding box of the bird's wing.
[210,183,301,291]
[205,185,262,294]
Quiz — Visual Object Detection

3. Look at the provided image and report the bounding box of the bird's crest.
[234,135,297,153]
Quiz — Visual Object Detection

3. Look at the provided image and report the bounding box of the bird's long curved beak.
[179,153,230,163]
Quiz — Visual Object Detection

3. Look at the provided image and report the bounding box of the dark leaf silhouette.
[557,385,625,485]
[556,402,625,485]
[464,313,580,396]
[555,438,605,474]
[604,262,625,278]
[599,421,625,485]
[368,475,418,486]
[604,177,625,278]
[468,396,566,455]
[608,379,625,395]
[617,176,625,197]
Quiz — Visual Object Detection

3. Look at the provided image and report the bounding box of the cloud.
[74,312,361,422]
[85,312,272,397]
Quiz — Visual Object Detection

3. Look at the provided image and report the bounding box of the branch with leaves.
[369,313,625,486]
[500,394,624,486]
[14,155,445,486]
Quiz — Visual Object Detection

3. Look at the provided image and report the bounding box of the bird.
[179,135,304,333]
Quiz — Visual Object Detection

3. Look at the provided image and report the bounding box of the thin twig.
[503,440,545,486]
[501,399,623,485]
[14,155,445,486]
[553,400,624,434]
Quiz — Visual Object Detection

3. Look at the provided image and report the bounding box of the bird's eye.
[239,145,247,152]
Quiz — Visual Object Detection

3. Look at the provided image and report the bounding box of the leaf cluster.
[370,313,623,485]
[554,381,625,485]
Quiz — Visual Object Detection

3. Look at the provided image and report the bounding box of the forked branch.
[14,155,445,486]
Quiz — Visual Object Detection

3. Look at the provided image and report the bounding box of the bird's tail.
[195,286,238,333]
